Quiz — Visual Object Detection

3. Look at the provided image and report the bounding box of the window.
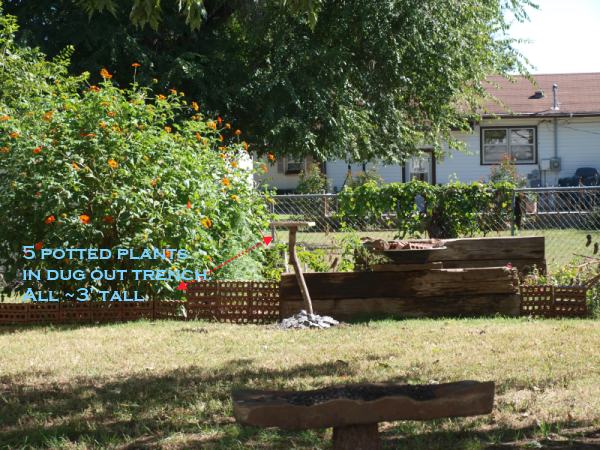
[284,156,305,174]
[481,127,536,164]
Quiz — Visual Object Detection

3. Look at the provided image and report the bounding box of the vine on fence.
[337,180,515,238]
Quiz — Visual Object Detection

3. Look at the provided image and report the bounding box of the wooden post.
[288,225,314,315]
[270,221,316,316]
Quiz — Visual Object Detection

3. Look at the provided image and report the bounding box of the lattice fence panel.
[215,281,280,324]
[520,285,588,318]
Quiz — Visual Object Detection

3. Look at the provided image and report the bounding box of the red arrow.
[177,236,274,291]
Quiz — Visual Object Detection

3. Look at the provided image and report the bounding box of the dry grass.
[1,318,600,449]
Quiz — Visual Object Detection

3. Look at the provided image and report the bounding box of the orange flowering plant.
[0,11,269,297]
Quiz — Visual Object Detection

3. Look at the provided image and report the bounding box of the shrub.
[296,164,329,194]
[337,180,515,239]
[0,7,268,298]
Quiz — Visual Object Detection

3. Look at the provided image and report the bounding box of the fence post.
[510,189,516,237]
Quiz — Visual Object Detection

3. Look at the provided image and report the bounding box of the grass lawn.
[1,318,600,449]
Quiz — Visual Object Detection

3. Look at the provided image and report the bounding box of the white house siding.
[255,116,600,191]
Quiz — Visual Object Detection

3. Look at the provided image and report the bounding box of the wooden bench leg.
[332,423,380,450]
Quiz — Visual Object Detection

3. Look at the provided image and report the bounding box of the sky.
[507,0,600,74]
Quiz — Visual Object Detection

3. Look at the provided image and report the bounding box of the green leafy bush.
[296,165,329,194]
[0,7,268,298]
[337,180,515,239]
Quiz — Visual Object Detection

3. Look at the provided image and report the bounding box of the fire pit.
[233,380,494,450]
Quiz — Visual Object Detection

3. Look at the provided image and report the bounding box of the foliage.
[260,242,287,281]
[297,247,329,272]
[0,6,268,298]
[337,180,516,239]
[346,168,384,189]
[296,164,329,194]
[489,154,527,187]
[334,230,390,272]
[6,0,534,162]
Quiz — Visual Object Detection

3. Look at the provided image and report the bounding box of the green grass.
[1,318,599,449]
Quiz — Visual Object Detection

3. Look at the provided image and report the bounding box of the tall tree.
[5,0,534,162]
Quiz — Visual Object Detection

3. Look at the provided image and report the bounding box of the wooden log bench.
[233,380,494,450]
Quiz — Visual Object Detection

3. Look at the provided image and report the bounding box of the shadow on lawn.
[0,359,598,449]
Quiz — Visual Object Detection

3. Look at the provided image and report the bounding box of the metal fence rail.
[270,187,600,271]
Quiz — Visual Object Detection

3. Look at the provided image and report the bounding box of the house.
[256,73,600,192]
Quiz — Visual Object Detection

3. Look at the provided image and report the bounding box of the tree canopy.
[5,0,534,162]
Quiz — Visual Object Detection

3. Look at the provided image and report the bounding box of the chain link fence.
[269,187,600,272]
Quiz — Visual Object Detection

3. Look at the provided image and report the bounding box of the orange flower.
[219,135,224,142]
[79,214,91,224]
[9,131,20,139]
[89,85,100,92]
[218,146,226,151]
[260,163,268,173]
[44,215,56,225]
[165,250,171,259]
[107,111,116,117]
[131,62,141,68]
[103,215,114,224]
[164,126,172,133]
[222,177,230,187]
[33,146,43,154]
[234,129,242,136]
[99,121,107,128]
[71,162,79,170]
[242,141,249,151]
[111,125,121,133]
[169,89,177,95]
[230,194,240,202]
[225,123,231,129]
[195,132,202,142]
[219,153,226,159]
[150,178,158,187]
[34,241,44,251]
[231,161,238,168]
[267,152,276,162]
[186,200,191,209]
[0,115,9,121]
[191,101,199,111]
[157,94,166,101]
[100,68,112,79]
[42,111,53,121]
[0,146,9,153]
[80,133,96,138]
[201,217,212,228]
[207,121,216,130]
[217,116,223,126]
[108,158,118,169]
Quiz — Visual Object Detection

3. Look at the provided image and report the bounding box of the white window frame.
[481,126,537,165]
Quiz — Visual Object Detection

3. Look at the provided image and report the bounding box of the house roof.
[483,73,600,117]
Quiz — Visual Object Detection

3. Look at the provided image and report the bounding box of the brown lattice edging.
[520,285,588,318]
[186,280,280,324]
[0,281,281,326]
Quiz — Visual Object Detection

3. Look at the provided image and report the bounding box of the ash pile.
[279,310,339,329]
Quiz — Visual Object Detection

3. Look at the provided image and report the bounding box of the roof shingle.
[484,73,600,116]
